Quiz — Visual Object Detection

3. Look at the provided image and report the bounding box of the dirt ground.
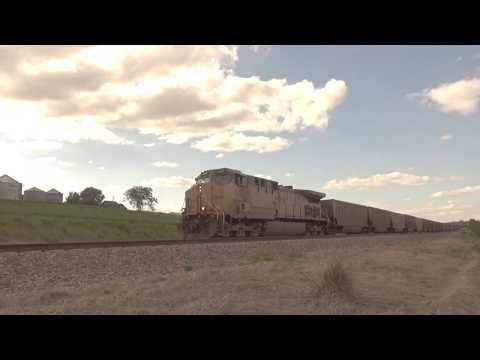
[1,231,479,314]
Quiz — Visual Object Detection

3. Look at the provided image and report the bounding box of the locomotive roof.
[195,169,328,200]
[196,168,279,184]
[294,189,326,201]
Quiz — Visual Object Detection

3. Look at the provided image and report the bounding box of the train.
[179,168,462,239]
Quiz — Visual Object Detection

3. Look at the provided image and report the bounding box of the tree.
[80,187,105,206]
[124,186,158,211]
[66,192,81,204]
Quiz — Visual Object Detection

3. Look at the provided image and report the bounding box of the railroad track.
[0,231,453,254]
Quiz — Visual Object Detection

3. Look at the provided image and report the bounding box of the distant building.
[23,187,47,202]
[0,175,22,200]
[101,201,128,210]
[46,189,63,203]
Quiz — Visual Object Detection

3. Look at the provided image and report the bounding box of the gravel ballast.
[0,233,439,296]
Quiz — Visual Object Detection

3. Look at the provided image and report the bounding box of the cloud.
[215,153,224,159]
[285,172,295,177]
[142,176,194,189]
[191,132,291,153]
[0,153,84,196]
[402,200,475,221]
[323,171,432,190]
[56,161,74,168]
[0,45,347,153]
[154,161,179,168]
[88,160,94,164]
[440,134,454,141]
[0,140,63,155]
[97,166,105,171]
[143,143,156,147]
[432,185,480,198]
[418,78,480,115]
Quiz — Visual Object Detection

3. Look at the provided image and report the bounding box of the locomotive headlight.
[201,206,206,211]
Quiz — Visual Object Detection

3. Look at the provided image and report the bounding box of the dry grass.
[303,258,355,304]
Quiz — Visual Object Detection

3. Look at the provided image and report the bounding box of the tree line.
[66,186,158,211]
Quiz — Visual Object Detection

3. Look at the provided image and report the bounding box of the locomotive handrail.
[199,193,224,227]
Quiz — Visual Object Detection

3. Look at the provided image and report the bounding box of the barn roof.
[47,189,62,194]
[0,175,21,184]
[25,187,45,192]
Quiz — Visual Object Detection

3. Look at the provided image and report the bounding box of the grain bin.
[405,215,416,232]
[368,207,391,233]
[390,212,406,232]
[321,199,369,233]
[46,189,63,203]
[0,175,22,200]
[23,187,47,202]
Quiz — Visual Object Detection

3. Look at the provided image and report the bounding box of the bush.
[304,258,355,301]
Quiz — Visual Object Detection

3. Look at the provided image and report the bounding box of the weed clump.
[304,258,355,302]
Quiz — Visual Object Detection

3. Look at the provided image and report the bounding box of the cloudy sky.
[1,45,479,220]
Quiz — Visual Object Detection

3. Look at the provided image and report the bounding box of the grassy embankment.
[451,221,480,258]
[0,200,180,244]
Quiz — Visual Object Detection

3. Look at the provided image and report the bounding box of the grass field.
[468,221,480,237]
[0,200,180,244]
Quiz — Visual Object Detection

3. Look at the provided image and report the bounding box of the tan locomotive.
[179,168,327,238]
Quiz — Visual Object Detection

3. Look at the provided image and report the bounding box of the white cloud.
[97,166,105,171]
[56,161,74,168]
[0,45,347,153]
[215,153,224,159]
[0,140,63,155]
[432,184,480,198]
[143,143,156,147]
[285,172,295,177]
[323,171,432,190]
[191,132,291,153]
[419,78,480,115]
[1,154,83,196]
[88,160,94,164]
[154,161,179,168]
[440,134,453,141]
[142,176,194,189]
[402,200,475,222]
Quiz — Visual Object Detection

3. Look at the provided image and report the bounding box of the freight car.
[321,199,369,234]
[180,168,327,238]
[390,212,406,232]
[405,215,416,232]
[368,207,391,233]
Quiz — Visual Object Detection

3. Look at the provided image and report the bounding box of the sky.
[1,45,479,220]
